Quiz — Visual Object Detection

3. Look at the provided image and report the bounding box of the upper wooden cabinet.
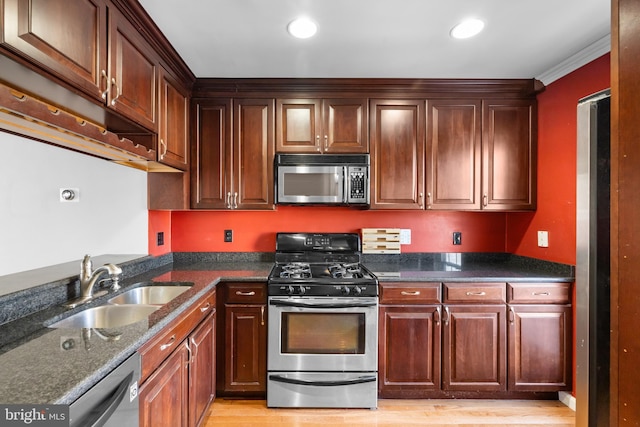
[376,97,536,211]
[276,98,368,153]
[1,0,108,99]
[191,98,275,210]
[426,100,482,210]
[107,5,158,131]
[1,0,159,131]
[482,99,537,210]
[369,99,425,209]
[158,65,189,170]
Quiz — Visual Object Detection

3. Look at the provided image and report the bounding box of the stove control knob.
[341,286,350,295]
[352,286,362,295]
[286,285,295,295]
[298,285,306,295]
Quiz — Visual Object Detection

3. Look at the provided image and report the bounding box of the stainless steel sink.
[107,285,191,305]
[48,305,160,329]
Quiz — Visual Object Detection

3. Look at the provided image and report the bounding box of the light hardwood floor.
[203,399,575,427]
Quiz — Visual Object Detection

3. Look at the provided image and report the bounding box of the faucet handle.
[81,254,92,273]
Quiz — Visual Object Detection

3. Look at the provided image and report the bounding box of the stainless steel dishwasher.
[69,352,141,427]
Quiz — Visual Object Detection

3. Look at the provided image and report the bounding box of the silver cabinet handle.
[419,192,424,208]
[483,194,488,206]
[324,135,328,151]
[159,138,167,159]
[434,306,441,326]
[235,291,256,296]
[400,291,420,296]
[443,306,450,326]
[316,135,321,151]
[110,78,120,106]
[100,70,109,100]
[426,192,432,209]
[532,292,550,296]
[186,340,193,364]
[261,305,265,326]
[226,192,232,209]
[509,307,516,325]
[200,302,211,313]
[466,291,487,296]
[233,192,238,209]
[160,334,176,351]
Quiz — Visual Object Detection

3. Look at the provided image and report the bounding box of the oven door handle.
[269,300,377,309]
[269,374,377,387]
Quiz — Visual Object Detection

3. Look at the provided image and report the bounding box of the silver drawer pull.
[532,292,550,296]
[160,335,176,351]
[466,291,486,296]
[236,291,256,296]
[401,291,421,296]
[200,302,211,312]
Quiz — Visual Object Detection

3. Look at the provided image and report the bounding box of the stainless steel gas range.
[266,232,379,409]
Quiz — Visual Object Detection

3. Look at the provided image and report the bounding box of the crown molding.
[536,35,611,85]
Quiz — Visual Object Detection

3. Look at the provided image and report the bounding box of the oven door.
[276,165,345,204]
[268,296,378,372]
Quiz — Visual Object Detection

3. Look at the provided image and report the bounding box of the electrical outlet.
[537,231,549,247]
[453,231,462,245]
[224,229,233,242]
[157,232,164,246]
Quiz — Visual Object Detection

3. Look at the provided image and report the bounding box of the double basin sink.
[48,284,192,329]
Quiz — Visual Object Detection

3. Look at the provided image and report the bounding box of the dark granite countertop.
[0,252,573,405]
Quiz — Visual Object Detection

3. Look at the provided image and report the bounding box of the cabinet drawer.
[226,283,266,303]
[139,291,216,383]
[380,282,441,304]
[507,282,572,304]
[443,283,506,303]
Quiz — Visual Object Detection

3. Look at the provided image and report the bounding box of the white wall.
[0,132,148,276]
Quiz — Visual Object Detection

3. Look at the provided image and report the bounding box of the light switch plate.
[400,229,411,244]
[537,230,549,247]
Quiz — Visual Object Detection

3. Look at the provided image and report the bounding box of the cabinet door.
[442,304,506,391]
[158,66,189,170]
[234,98,275,209]
[191,99,232,209]
[426,100,481,210]
[370,99,425,209]
[224,304,267,394]
[378,305,441,397]
[1,0,107,100]
[189,311,216,427]
[276,99,322,152]
[508,304,572,392]
[323,98,368,153]
[140,343,189,427]
[482,99,536,210]
[108,6,158,130]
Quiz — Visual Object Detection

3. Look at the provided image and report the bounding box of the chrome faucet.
[66,255,122,307]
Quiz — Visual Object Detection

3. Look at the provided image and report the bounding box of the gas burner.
[328,263,364,279]
[280,262,312,279]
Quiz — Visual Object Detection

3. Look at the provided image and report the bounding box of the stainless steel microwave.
[275,154,370,206]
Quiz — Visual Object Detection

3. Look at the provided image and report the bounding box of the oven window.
[281,313,365,354]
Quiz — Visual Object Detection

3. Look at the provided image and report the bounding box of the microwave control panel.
[347,166,369,204]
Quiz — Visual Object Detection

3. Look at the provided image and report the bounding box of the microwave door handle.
[342,166,348,203]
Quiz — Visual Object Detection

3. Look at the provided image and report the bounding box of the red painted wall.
[168,208,507,253]
[148,55,610,260]
[506,53,611,265]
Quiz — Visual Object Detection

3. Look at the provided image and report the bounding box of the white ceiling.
[138,0,611,84]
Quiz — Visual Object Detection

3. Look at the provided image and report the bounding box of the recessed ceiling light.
[287,17,317,39]
[450,18,485,39]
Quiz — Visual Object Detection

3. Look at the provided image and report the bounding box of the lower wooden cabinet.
[442,304,507,392]
[378,305,441,397]
[378,281,572,398]
[139,292,216,427]
[218,282,267,397]
[139,343,189,427]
